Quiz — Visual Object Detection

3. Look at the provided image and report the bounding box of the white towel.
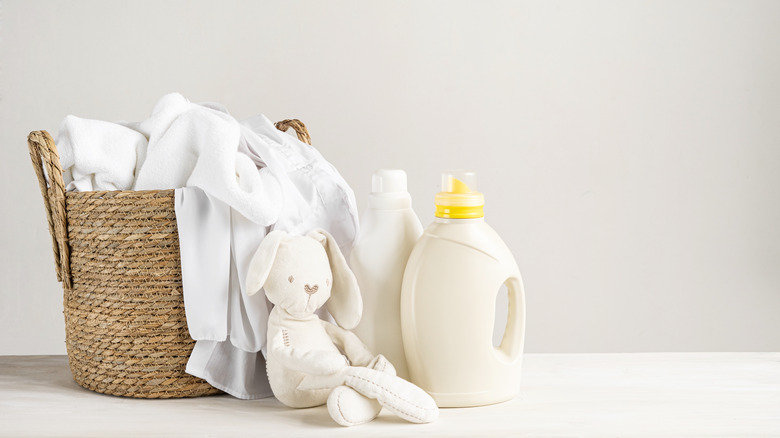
[57,93,285,226]
[134,94,283,226]
[56,115,145,192]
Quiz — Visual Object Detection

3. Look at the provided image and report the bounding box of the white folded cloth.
[56,93,359,399]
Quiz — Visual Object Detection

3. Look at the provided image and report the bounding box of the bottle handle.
[495,274,525,363]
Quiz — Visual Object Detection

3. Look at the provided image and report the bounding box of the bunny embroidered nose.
[304,284,319,295]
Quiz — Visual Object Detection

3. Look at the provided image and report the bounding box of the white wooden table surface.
[0,353,778,437]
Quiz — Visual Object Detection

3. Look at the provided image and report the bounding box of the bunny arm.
[321,320,375,367]
[269,329,349,375]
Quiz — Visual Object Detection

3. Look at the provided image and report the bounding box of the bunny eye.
[325,278,330,287]
[288,275,294,283]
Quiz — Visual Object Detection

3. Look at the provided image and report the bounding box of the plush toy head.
[245,228,362,329]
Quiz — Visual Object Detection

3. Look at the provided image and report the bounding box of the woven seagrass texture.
[28,119,311,398]
[64,189,218,398]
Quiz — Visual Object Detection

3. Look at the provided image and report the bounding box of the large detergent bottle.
[401,171,525,407]
[351,169,423,380]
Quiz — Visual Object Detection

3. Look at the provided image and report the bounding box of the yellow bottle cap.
[435,171,484,219]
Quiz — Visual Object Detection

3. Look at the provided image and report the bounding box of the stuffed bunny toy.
[245,228,439,426]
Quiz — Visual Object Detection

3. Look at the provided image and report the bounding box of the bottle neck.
[434,216,484,224]
[368,193,412,210]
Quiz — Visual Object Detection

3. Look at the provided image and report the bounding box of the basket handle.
[274,119,312,145]
[28,130,72,288]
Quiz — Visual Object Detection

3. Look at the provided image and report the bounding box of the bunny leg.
[326,354,397,426]
[345,368,439,424]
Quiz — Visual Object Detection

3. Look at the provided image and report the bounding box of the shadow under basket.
[27,119,312,398]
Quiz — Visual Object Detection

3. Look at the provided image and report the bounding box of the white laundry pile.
[55,93,359,399]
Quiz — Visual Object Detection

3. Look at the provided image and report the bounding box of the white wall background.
[1,0,778,355]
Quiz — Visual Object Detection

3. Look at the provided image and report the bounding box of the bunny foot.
[327,354,400,426]
[327,386,381,426]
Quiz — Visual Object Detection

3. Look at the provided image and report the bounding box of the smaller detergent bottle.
[350,170,423,380]
[401,171,526,407]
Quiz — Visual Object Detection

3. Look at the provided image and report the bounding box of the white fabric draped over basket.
[56,93,359,399]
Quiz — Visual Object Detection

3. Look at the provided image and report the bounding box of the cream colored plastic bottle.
[350,170,423,380]
[401,171,525,407]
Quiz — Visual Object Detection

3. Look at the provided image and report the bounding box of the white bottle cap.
[372,169,408,194]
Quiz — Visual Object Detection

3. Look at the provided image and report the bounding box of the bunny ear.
[308,228,362,329]
[245,230,287,296]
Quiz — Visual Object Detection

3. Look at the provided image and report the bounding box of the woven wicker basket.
[28,119,312,398]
